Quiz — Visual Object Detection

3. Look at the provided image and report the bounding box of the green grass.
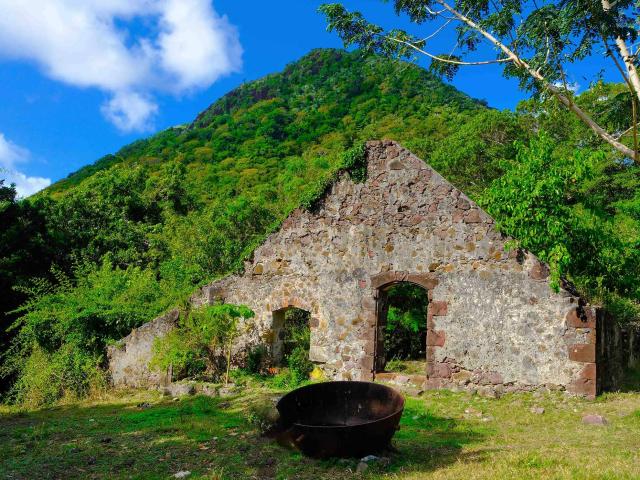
[1,384,640,479]
[384,360,427,375]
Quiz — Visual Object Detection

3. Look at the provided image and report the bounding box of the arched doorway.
[375,282,429,376]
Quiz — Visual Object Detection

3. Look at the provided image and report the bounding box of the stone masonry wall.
[109,141,598,397]
[107,309,178,388]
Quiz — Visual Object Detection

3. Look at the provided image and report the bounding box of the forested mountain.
[1,49,638,406]
[47,48,489,197]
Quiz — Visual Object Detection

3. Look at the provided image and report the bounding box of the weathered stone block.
[579,362,596,381]
[529,260,550,280]
[406,273,439,290]
[566,307,596,329]
[252,263,264,275]
[370,271,397,289]
[477,371,504,385]
[309,345,331,363]
[456,198,470,210]
[568,344,596,363]
[433,362,452,378]
[163,381,196,398]
[567,376,596,399]
[452,370,472,384]
[464,210,482,223]
[426,330,446,347]
[107,309,179,388]
[387,145,400,159]
[582,414,607,425]
[430,301,448,316]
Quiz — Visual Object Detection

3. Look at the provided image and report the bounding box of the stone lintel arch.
[270,295,315,314]
[370,271,439,295]
[367,271,448,384]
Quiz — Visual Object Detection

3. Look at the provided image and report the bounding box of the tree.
[481,131,639,320]
[0,179,56,393]
[319,1,640,160]
[482,134,597,287]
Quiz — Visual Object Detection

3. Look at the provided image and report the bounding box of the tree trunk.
[602,0,640,99]
[225,345,231,385]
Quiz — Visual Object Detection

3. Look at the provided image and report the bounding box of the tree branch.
[420,18,453,43]
[433,0,636,159]
[602,35,639,161]
[385,35,511,66]
[424,6,449,16]
[616,122,640,140]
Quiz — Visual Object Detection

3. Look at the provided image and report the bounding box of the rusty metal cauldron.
[275,381,405,458]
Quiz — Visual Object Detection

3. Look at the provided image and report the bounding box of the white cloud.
[553,81,580,93]
[158,0,243,91]
[2,170,52,198]
[0,133,28,168]
[101,91,159,133]
[0,133,51,197]
[0,0,242,132]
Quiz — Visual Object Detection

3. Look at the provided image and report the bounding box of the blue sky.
[0,1,615,196]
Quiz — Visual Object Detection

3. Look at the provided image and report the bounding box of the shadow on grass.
[379,399,488,476]
[0,393,488,479]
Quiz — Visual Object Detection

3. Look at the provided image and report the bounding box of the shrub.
[151,303,255,383]
[299,142,367,210]
[270,369,309,389]
[246,344,269,374]
[272,308,314,386]
[2,260,172,406]
[286,343,313,384]
[481,132,640,316]
[481,134,594,289]
[383,283,428,362]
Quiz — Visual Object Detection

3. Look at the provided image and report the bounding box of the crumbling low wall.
[107,309,178,388]
[597,312,640,392]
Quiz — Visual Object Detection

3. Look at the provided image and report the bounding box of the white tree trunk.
[602,0,640,99]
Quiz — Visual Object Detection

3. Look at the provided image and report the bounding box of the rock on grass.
[582,414,608,425]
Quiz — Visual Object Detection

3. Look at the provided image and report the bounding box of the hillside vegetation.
[0,49,638,406]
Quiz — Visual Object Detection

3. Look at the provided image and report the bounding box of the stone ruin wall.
[108,309,178,388]
[109,140,599,398]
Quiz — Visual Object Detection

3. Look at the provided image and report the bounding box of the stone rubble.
[582,414,608,425]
